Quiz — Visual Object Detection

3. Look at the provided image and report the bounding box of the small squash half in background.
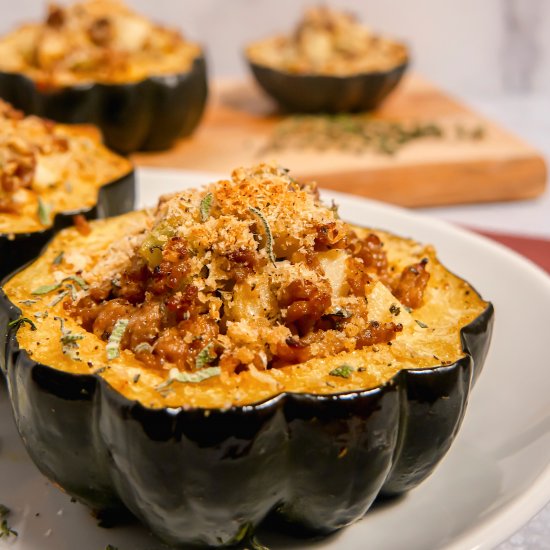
[246,6,409,113]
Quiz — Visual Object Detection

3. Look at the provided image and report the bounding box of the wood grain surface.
[133,74,547,208]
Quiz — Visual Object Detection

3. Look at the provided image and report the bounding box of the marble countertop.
[420,93,550,550]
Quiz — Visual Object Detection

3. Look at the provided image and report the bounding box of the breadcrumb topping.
[68,162,429,379]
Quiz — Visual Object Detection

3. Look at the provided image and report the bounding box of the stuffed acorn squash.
[0,0,208,153]
[0,163,493,548]
[246,6,409,113]
[0,100,134,279]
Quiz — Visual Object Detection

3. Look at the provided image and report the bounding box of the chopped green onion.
[106,319,129,360]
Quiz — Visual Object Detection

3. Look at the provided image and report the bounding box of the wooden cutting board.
[133,74,547,208]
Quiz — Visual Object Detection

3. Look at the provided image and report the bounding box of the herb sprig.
[249,206,276,265]
[200,192,213,222]
[106,319,129,360]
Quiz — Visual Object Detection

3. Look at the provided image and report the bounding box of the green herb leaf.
[157,366,221,390]
[55,316,83,361]
[195,342,216,370]
[0,505,17,539]
[415,319,429,329]
[329,364,355,379]
[200,192,213,222]
[249,206,276,265]
[48,290,69,307]
[52,251,64,265]
[37,197,51,226]
[32,282,62,295]
[106,319,129,360]
[8,317,37,332]
[19,299,38,306]
[134,342,154,354]
[62,275,88,290]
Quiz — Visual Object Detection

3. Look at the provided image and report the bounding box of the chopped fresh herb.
[329,364,355,379]
[200,192,213,222]
[32,276,87,296]
[32,282,62,295]
[249,206,276,265]
[415,320,429,329]
[52,251,64,265]
[65,284,78,301]
[195,342,216,370]
[389,304,401,316]
[19,299,38,306]
[48,290,69,307]
[37,197,51,226]
[106,319,129,360]
[404,306,413,314]
[263,114,452,157]
[55,316,83,361]
[157,366,221,390]
[133,373,141,384]
[8,317,36,332]
[134,342,153,354]
[0,505,17,539]
[62,275,88,290]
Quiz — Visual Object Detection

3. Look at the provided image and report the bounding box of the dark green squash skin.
[248,60,408,113]
[0,169,135,279]
[0,56,208,154]
[0,275,493,547]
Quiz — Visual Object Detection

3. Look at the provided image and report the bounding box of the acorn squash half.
[0,2,208,153]
[0,102,134,279]
[0,164,493,548]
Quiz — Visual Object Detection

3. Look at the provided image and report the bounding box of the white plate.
[1,167,549,550]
